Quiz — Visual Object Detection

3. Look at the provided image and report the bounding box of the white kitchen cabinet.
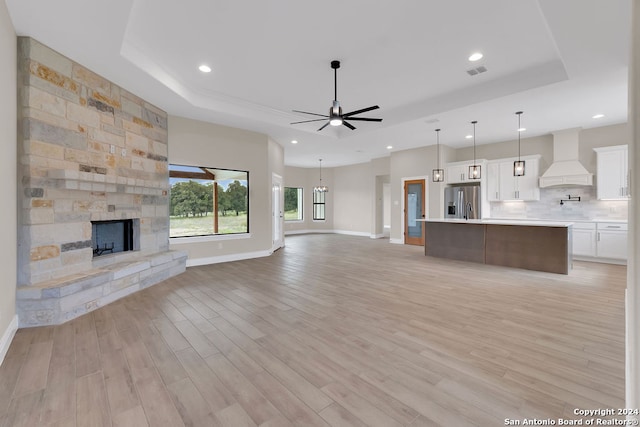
[572,222,596,257]
[486,155,540,201]
[445,160,486,184]
[596,222,627,260]
[594,145,629,200]
[487,162,500,201]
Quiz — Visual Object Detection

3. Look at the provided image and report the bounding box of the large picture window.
[313,191,326,221]
[169,164,249,238]
[284,187,303,221]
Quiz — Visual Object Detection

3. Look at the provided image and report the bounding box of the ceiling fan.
[291,60,382,131]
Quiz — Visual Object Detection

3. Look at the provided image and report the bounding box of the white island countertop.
[419,218,574,227]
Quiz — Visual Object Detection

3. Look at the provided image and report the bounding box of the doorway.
[404,179,425,245]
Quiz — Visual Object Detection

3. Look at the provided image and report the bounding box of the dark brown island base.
[422,219,573,274]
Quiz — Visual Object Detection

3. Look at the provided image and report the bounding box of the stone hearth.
[16,37,186,326]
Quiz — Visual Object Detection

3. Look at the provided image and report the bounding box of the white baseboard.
[0,315,18,366]
[285,230,383,239]
[573,256,627,266]
[389,238,403,244]
[186,250,271,267]
[285,229,333,236]
[333,230,370,237]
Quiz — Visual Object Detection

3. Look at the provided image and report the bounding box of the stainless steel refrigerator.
[444,184,481,220]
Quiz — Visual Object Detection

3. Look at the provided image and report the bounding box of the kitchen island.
[422,219,573,274]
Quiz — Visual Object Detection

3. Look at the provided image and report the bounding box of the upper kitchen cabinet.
[594,145,629,200]
[487,155,541,201]
[445,160,486,184]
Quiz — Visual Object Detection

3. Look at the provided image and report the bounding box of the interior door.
[272,174,284,251]
[404,179,425,245]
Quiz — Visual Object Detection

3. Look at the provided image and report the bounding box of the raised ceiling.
[6,0,631,167]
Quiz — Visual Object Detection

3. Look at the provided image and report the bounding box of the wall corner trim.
[0,315,19,367]
[389,238,404,244]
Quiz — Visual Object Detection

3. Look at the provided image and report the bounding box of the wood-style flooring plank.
[174,348,236,412]
[75,372,110,427]
[12,340,53,397]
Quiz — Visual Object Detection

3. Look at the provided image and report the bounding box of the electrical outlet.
[110,145,115,154]
[121,148,126,157]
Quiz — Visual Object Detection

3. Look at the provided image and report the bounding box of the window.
[313,191,326,220]
[169,164,249,238]
[284,187,303,221]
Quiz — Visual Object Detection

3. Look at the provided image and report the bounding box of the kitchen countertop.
[489,217,628,224]
[420,218,573,227]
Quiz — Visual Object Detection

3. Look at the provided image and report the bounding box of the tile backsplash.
[490,186,628,221]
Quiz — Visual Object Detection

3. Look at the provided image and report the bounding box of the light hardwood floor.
[0,234,626,426]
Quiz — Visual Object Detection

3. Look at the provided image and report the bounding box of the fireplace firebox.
[91,219,139,257]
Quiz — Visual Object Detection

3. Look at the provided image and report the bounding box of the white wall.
[0,0,17,363]
[389,145,445,242]
[333,162,372,235]
[168,116,281,264]
[283,165,334,234]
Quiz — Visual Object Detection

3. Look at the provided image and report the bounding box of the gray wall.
[283,165,334,233]
[333,162,373,234]
[0,0,17,354]
[168,116,282,262]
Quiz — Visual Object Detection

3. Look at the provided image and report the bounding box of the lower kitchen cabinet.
[571,221,627,262]
[596,222,628,260]
[572,222,596,257]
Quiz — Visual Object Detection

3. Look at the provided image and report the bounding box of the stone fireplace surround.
[16,38,186,327]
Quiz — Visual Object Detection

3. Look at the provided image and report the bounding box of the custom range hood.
[539,128,593,188]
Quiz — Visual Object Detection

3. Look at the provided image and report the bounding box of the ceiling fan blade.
[343,121,356,130]
[345,117,383,122]
[291,118,329,125]
[317,122,330,131]
[343,105,379,117]
[292,110,328,118]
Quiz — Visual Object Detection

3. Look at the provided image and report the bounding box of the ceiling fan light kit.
[291,60,383,132]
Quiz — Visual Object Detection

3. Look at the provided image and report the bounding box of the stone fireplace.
[15,38,187,326]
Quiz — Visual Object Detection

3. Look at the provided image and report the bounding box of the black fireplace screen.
[91,219,134,257]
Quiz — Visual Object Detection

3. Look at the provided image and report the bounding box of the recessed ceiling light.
[468,52,483,62]
[592,114,605,119]
[517,127,526,132]
[386,145,393,150]
[465,135,473,139]
[199,65,212,73]
[291,140,298,144]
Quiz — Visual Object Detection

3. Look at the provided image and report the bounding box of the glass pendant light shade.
[513,111,525,176]
[514,160,525,176]
[432,128,444,182]
[314,159,328,192]
[469,121,481,179]
[469,165,481,179]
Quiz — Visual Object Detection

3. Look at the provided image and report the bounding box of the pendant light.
[432,128,444,182]
[469,121,481,179]
[314,159,328,192]
[513,111,525,176]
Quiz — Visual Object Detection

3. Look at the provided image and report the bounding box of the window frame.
[168,164,249,239]
[313,190,326,221]
[284,187,304,222]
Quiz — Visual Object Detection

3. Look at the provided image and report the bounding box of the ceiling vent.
[466,66,487,76]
